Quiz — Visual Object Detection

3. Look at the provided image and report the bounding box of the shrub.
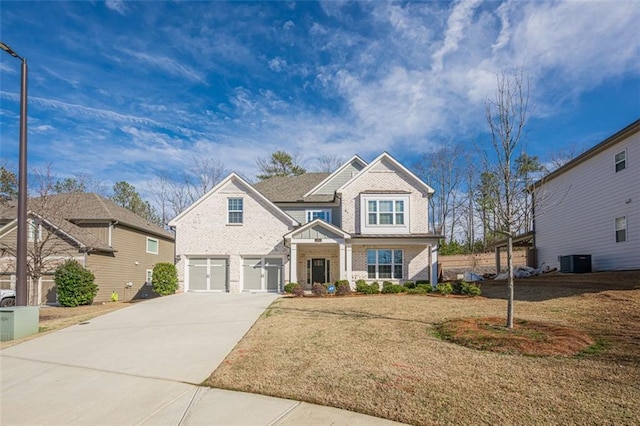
[335,280,351,296]
[152,263,178,296]
[292,285,305,297]
[312,283,328,296]
[355,280,380,294]
[382,284,405,294]
[436,282,453,295]
[403,281,416,289]
[461,281,482,297]
[416,283,433,292]
[355,279,368,293]
[415,280,430,286]
[407,287,429,295]
[284,282,300,294]
[55,259,98,307]
[382,281,394,289]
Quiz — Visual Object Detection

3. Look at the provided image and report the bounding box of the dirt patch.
[436,316,594,356]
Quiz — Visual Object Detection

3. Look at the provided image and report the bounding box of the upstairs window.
[367,249,403,279]
[228,198,243,224]
[306,209,331,223]
[615,216,627,243]
[367,200,405,226]
[146,237,159,254]
[615,150,626,173]
[27,219,41,242]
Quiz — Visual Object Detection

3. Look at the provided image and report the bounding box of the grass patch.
[206,272,640,425]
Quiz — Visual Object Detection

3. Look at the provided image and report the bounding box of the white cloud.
[121,49,206,84]
[283,20,295,30]
[432,0,482,72]
[105,0,127,15]
[268,57,287,72]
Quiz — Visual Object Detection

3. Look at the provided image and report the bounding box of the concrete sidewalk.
[1,293,402,425]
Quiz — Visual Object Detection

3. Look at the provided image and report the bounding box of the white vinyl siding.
[534,130,639,271]
[227,198,243,224]
[146,237,159,254]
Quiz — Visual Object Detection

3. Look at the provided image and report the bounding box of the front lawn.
[206,272,640,425]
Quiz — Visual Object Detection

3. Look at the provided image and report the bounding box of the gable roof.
[303,155,368,198]
[169,173,298,226]
[0,213,115,253]
[531,118,640,189]
[336,152,435,195]
[283,218,351,240]
[0,193,173,240]
[252,173,332,203]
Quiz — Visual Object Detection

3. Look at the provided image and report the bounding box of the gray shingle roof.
[0,193,174,241]
[252,173,333,203]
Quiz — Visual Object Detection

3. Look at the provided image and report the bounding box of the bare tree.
[53,173,107,195]
[416,143,467,242]
[0,166,85,304]
[547,145,586,172]
[184,157,228,202]
[315,154,345,173]
[485,69,530,329]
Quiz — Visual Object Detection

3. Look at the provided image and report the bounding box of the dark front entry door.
[311,259,326,284]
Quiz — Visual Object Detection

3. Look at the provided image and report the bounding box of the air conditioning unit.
[559,255,592,273]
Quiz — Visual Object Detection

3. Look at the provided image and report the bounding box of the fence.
[439,250,528,275]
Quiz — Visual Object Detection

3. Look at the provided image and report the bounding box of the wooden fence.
[439,250,528,273]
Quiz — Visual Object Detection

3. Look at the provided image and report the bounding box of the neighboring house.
[531,119,640,271]
[169,153,441,293]
[0,193,175,303]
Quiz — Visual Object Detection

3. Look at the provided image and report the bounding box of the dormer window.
[306,209,331,223]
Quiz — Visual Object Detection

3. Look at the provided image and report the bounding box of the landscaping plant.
[152,262,178,296]
[54,259,98,307]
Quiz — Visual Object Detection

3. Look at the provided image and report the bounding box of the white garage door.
[188,258,228,291]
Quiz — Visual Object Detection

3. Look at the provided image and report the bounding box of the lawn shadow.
[480,271,640,302]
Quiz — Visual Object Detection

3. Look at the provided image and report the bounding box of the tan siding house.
[0,193,175,304]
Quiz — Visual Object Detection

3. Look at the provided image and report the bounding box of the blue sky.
[1,1,639,195]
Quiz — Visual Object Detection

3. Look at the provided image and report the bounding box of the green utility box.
[0,306,39,342]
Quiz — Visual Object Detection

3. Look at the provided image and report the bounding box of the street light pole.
[1,41,28,306]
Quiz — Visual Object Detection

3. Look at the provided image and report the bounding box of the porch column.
[346,244,353,285]
[430,244,438,287]
[339,243,346,280]
[289,242,298,284]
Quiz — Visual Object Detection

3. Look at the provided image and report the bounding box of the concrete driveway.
[0,293,401,425]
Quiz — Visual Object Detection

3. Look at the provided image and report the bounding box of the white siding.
[534,130,640,271]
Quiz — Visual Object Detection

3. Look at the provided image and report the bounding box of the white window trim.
[306,258,331,284]
[146,237,159,254]
[227,197,244,225]
[27,219,42,242]
[367,249,403,280]
[615,216,627,243]
[146,269,153,285]
[306,209,332,223]
[614,150,626,173]
[360,194,410,234]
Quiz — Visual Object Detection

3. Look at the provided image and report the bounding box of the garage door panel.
[188,258,227,291]
[243,258,262,290]
[210,259,227,291]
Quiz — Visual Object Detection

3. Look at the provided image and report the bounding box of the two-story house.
[0,193,175,303]
[531,119,639,271]
[169,153,441,292]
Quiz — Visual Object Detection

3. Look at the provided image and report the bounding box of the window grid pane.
[366,198,406,226]
[366,249,403,279]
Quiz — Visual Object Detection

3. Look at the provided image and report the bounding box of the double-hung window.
[367,249,403,279]
[228,198,243,224]
[367,200,405,225]
[615,151,626,173]
[27,219,41,242]
[306,209,331,223]
[615,216,627,243]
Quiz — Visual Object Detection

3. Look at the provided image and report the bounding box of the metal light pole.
[1,41,28,306]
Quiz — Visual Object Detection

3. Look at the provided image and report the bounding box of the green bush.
[312,283,328,296]
[355,280,380,294]
[406,287,429,294]
[152,263,178,296]
[416,283,433,292]
[55,259,98,307]
[382,284,405,294]
[403,281,416,289]
[436,282,453,295]
[284,282,300,294]
[415,280,430,286]
[461,281,482,297]
[335,280,351,296]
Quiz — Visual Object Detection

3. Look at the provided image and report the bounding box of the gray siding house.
[532,119,640,271]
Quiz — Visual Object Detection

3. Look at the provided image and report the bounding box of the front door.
[311,259,326,284]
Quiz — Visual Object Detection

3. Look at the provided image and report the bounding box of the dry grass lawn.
[0,302,129,349]
[206,271,640,425]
